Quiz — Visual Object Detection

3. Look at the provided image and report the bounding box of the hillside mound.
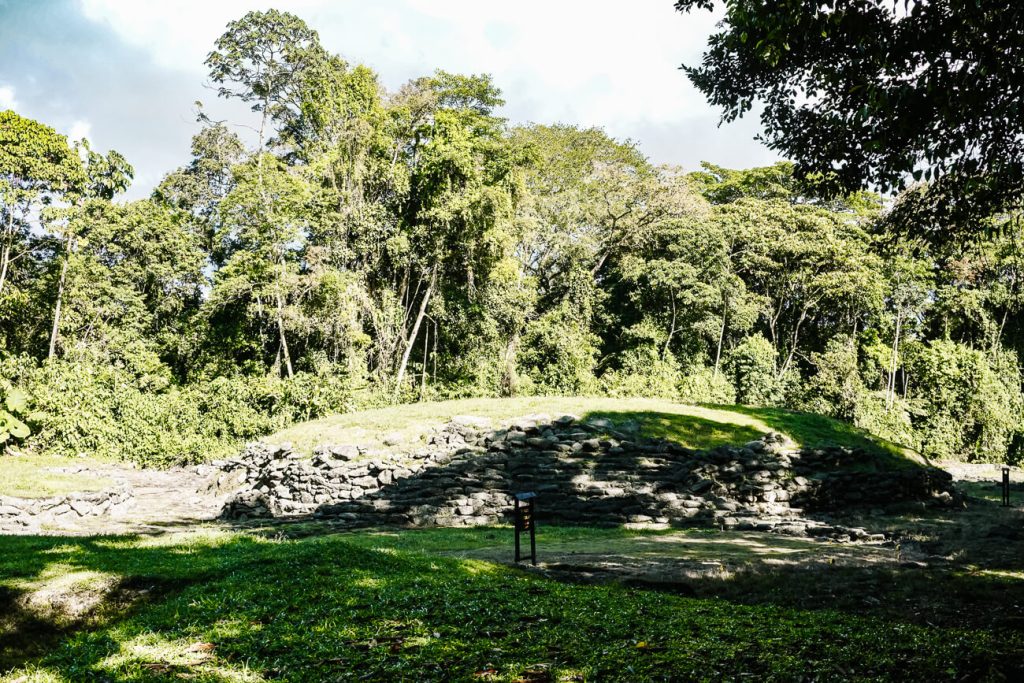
[211,411,955,541]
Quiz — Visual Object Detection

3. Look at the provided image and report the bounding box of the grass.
[2,526,1021,681]
[269,397,921,467]
[0,454,114,499]
[724,405,928,469]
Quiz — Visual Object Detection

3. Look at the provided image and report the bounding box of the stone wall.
[214,415,956,541]
[0,484,133,531]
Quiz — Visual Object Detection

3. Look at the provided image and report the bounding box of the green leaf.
[8,416,29,439]
[4,387,28,413]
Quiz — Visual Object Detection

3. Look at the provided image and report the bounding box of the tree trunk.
[48,240,71,359]
[662,289,677,361]
[502,330,520,397]
[275,291,294,379]
[886,312,902,412]
[713,297,728,379]
[776,306,809,381]
[0,210,14,297]
[419,315,430,401]
[394,267,435,397]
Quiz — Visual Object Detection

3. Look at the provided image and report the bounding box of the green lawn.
[2,526,1020,682]
[0,454,114,498]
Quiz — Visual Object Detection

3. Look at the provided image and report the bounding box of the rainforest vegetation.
[1,9,1022,467]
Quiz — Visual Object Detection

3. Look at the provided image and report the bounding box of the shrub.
[600,351,683,399]
[726,334,790,406]
[908,340,1024,461]
[519,309,599,395]
[678,365,737,405]
[13,358,359,467]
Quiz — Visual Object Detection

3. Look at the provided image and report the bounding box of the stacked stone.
[216,415,956,541]
[0,484,133,531]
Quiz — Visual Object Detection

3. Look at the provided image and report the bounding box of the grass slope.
[271,397,922,466]
[0,454,113,499]
[2,527,1020,682]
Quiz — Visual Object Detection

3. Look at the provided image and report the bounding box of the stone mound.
[0,481,133,532]
[212,415,956,541]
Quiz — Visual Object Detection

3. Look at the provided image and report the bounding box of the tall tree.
[47,141,133,359]
[0,111,83,302]
[676,0,1024,233]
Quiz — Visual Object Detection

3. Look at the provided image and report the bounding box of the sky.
[0,0,778,199]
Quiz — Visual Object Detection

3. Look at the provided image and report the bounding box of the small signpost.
[513,491,537,565]
[1002,467,1011,507]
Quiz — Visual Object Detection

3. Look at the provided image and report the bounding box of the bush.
[520,309,599,395]
[600,351,683,399]
[726,334,791,406]
[797,338,863,421]
[908,340,1024,461]
[678,365,737,405]
[13,358,359,467]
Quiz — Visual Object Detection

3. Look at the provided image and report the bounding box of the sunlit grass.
[2,527,1019,681]
[0,453,114,498]
[268,397,924,472]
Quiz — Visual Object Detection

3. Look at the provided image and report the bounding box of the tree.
[46,140,133,359]
[205,9,326,152]
[210,155,310,378]
[390,72,521,396]
[676,0,1024,233]
[0,111,84,301]
[155,123,245,263]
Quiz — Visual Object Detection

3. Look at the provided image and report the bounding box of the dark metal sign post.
[514,491,537,565]
[1003,467,1011,507]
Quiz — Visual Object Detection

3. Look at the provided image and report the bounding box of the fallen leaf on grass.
[187,642,216,653]
[514,665,553,682]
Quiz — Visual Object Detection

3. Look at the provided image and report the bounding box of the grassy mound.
[270,397,923,468]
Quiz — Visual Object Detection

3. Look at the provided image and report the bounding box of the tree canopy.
[675,0,1024,234]
[1,8,1022,466]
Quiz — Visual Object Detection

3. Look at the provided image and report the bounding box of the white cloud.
[65,0,774,195]
[78,0,320,72]
[68,119,92,142]
[0,84,18,111]
[76,0,723,128]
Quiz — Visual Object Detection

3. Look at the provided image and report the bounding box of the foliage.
[908,340,1024,462]
[726,334,787,407]
[676,0,1024,233]
[1,9,1023,465]
[0,379,31,448]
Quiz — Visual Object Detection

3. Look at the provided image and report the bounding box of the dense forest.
[1,10,1021,466]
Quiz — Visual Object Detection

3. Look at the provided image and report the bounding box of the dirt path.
[2,464,225,535]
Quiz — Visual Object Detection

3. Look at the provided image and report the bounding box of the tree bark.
[48,239,72,359]
[502,330,520,397]
[713,298,728,379]
[419,315,430,401]
[394,267,435,397]
[275,290,294,379]
[776,305,810,381]
[662,289,678,361]
[886,312,902,412]
[0,210,14,297]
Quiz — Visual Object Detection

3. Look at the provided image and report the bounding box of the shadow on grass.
[293,407,947,536]
[718,404,926,469]
[582,409,765,450]
[2,529,1023,682]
